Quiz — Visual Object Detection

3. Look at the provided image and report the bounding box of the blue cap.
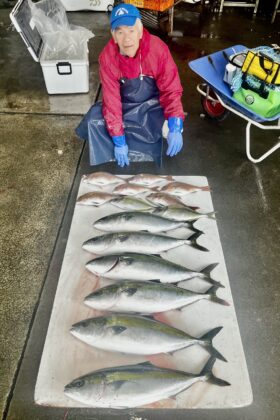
[110,3,141,30]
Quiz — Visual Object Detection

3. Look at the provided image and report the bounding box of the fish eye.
[74,379,84,388]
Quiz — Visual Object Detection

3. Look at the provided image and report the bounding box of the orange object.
[124,0,174,12]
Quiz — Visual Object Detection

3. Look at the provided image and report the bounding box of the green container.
[233,87,280,118]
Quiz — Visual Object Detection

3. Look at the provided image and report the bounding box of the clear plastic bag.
[28,0,94,58]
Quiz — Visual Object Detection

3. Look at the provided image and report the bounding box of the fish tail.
[201,185,210,191]
[186,232,209,252]
[200,326,227,362]
[207,211,216,219]
[199,263,225,288]
[165,175,175,182]
[200,357,231,386]
[207,286,230,305]
[185,220,204,235]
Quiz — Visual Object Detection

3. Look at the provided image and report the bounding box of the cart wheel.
[201,89,230,121]
[107,4,113,12]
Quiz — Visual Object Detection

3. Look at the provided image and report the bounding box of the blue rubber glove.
[167,117,183,157]
[112,135,129,167]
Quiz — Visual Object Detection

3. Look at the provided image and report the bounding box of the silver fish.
[82,172,126,186]
[158,182,210,196]
[93,211,199,233]
[82,231,208,255]
[86,254,222,287]
[128,173,174,187]
[84,281,229,313]
[70,314,226,360]
[64,358,230,408]
[146,192,199,210]
[152,207,215,222]
[112,184,153,196]
[110,196,156,211]
[76,192,117,206]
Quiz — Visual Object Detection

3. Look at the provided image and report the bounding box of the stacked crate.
[124,0,174,12]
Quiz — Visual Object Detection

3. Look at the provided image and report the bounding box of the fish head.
[84,284,120,310]
[86,255,119,275]
[82,235,112,254]
[70,317,108,341]
[64,372,106,404]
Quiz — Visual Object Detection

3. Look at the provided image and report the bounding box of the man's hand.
[166,117,183,157]
[112,135,129,167]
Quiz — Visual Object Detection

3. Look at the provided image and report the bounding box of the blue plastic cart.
[189,45,280,163]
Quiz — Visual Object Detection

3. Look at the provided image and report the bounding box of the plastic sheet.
[28,0,94,58]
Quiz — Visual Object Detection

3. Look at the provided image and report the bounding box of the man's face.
[113,23,142,58]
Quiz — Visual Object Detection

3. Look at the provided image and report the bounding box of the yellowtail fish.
[64,357,230,408]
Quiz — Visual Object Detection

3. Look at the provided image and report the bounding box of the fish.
[128,173,174,187]
[152,207,215,222]
[93,211,201,234]
[112,184,154,196]
[82,231,208,255]
[86,254,223,287]
[84,281,229,313]
[146,192,199,211]
[76,192,117,206]
[110,196,156,211]
[64,357,230,408]
[70,314,227,360]
[82,172,126,186]
[158,182,210,196]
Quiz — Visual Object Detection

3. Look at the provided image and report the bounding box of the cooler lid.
[10,0,42,62]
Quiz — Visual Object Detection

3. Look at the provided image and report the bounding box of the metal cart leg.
[168,6,174,36]
[271,0,280,23]
[246,119,280,163]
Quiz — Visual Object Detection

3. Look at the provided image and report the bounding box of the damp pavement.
[0,3,279,420]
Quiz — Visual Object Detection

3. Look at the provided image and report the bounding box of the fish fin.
[201,185,210,191]
[141,314,155,320]
[186,232,209,252]
[136,361,154,367]
[204,277,224,288]
[200,327,227,362]
[207,212,216,220]
[186,205,200,211]
[123,287,138,297]
[185,221,204,234]
[207,286,230,306]
[200,357,231,386]
[200,262,219,276]
[110,326,127,335]
[199,263,224,288]
[113,380,127,391]
[149,279,162,283]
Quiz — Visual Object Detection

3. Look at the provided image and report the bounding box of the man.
[76,3,185,167]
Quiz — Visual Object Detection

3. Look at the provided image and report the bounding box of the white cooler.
[60,0,114,12]
[10,0,90,95]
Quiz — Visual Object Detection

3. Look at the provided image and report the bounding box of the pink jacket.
[99,28,184,137]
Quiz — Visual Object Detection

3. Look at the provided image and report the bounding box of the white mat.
[35,176,252,409]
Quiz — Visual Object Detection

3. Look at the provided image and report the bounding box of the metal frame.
[197,83,280,163]
[218,0,260,15]
[271,0,280,23]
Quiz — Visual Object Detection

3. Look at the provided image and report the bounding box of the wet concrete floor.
[0,3,280,420]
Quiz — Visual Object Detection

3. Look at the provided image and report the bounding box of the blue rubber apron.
[75,74,165,166]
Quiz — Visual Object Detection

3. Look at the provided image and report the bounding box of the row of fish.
[64,172,230,408]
